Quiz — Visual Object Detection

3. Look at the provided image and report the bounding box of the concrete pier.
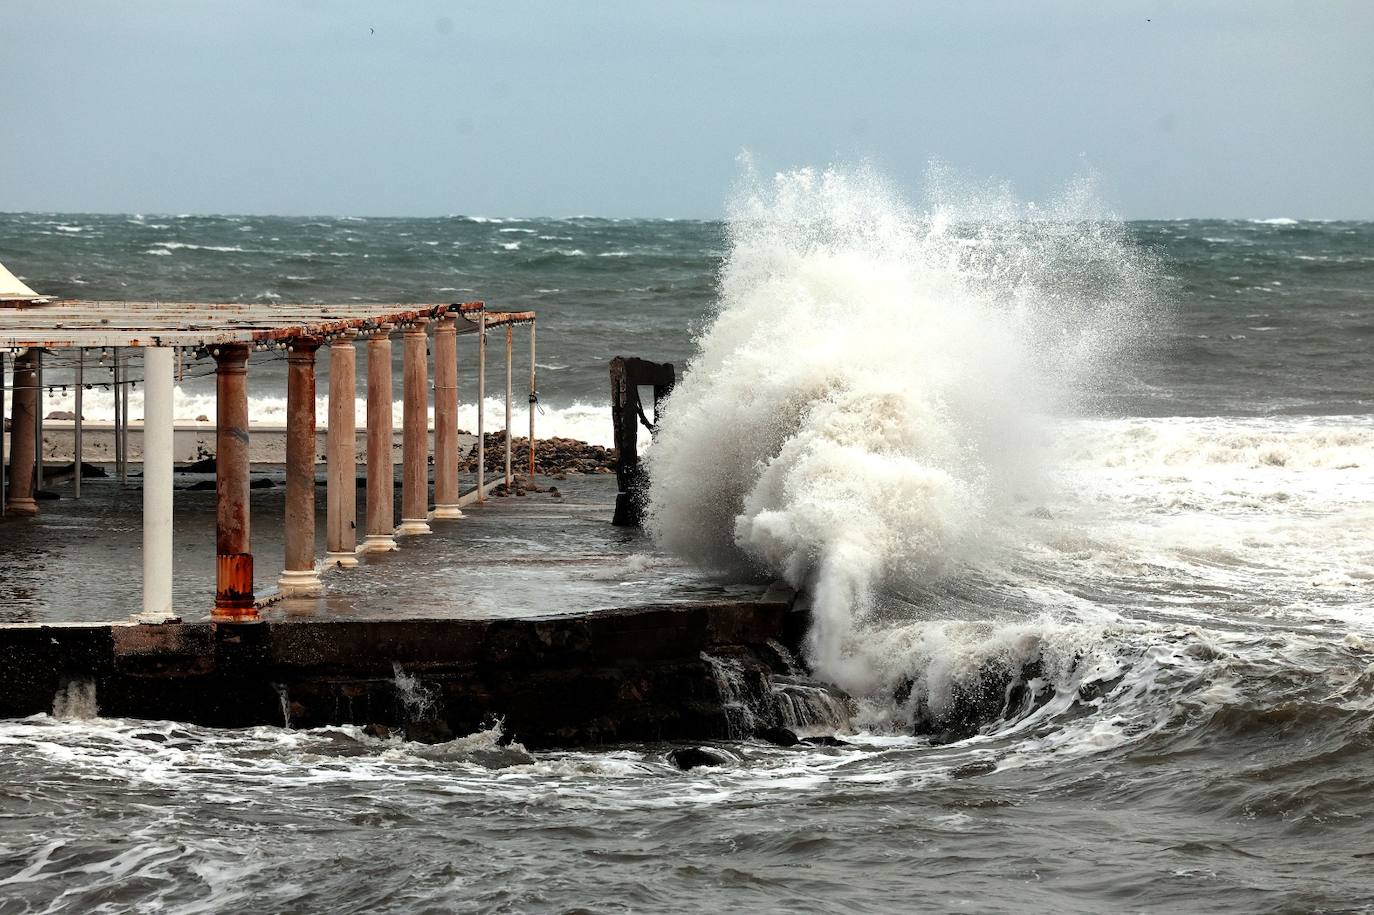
[325,331,359,567]
[213,343,255,620]
[0,589,819,749]
[363,327,399,553]
[278,337,323,596]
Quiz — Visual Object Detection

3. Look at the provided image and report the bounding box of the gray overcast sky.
[3,1,1372,219]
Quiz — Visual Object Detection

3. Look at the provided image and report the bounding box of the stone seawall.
[0,594,825,748]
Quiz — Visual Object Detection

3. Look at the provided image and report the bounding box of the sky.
[2,1,1372,219]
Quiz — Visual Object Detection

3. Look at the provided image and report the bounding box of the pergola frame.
[1,299,538,623]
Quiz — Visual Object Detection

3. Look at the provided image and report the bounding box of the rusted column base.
[213,553,257,621]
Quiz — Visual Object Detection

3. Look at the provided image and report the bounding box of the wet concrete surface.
[0,471,762,624]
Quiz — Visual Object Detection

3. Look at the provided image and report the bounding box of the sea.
[2,172,1373,912]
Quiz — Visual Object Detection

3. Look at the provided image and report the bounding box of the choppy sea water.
[2,204,1374,911]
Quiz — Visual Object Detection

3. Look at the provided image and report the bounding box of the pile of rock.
[459,433,616,477]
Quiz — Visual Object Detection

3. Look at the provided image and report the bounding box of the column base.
[362,533,399,552]
[4,498,38,516]
[132,610,179,624]
[397,518,433,535]
[212,605,260,623]
[431,504,465,520]
[277,568,324,597]
[325,550,360,568]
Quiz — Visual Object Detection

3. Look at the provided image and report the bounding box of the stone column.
[326,331,359,566]
[399,319,432,535]
[278,336,323,597]
[432,315,462,519]
[363,326,398,552]
[137,346,175,621]
[213,343,255,620]
[5,348,39,516]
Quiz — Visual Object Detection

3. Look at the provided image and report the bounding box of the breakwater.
[0,588,849,749]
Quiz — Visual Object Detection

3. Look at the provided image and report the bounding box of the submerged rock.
[800,735,850,748]
[668,747,732,770]
[756,725,799,747]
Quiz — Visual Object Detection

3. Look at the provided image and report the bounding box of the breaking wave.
[647,164,1160,708]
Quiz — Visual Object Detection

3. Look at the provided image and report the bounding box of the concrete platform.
[0,473,760,625]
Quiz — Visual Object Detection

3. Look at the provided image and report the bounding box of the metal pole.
[137,346,175,622]
[73,350,83,498]
[33,349,43,490]
[113,348,124,482]
[477,315,486,503]
[504,324,513,489]
[528,322,537,480]
[120,350,130,484]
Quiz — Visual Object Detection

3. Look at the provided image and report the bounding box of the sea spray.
[648,165,1158,709]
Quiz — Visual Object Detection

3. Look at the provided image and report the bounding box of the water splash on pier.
[650,165,1159,703]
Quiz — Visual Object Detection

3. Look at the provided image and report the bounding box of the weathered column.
[278,336,323,596]
[363,326,398,552]
[504,324,513,488]
[73,350,83,499]
[5,348,39,516]
[213,343,255,620]
[477,315,486,502]
[33,349,43,489]
[528,322,537,480]
[137,346,175,621]
[325,330,359,566]
[432,314,463,519]
[398,319,432,535]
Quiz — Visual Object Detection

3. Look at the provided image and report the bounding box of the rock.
[800,735,850,748]
[404,718,454,745]
[362,722,392,740]
[757,725,799,747]
[249,477,276,489]
[949,759,998,779]
[183,480,216,491]
[182,457,216,473]
[667,747,731,770]
[195,414,210,423]
[45,410,78,421]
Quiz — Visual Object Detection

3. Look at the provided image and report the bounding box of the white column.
[137,346,175,622]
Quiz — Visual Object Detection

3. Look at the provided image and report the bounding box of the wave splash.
[647,165,1159,708]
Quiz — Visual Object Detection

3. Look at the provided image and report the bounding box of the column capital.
[212,342,251,370]
[287,335,324,358]
[403,318,431,336]
[330,328,359,344]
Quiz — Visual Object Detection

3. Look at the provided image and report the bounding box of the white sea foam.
[646,164,1158,700]
[13,385,616,446]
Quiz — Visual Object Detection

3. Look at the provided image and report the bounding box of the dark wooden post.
[609,356,675,527]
